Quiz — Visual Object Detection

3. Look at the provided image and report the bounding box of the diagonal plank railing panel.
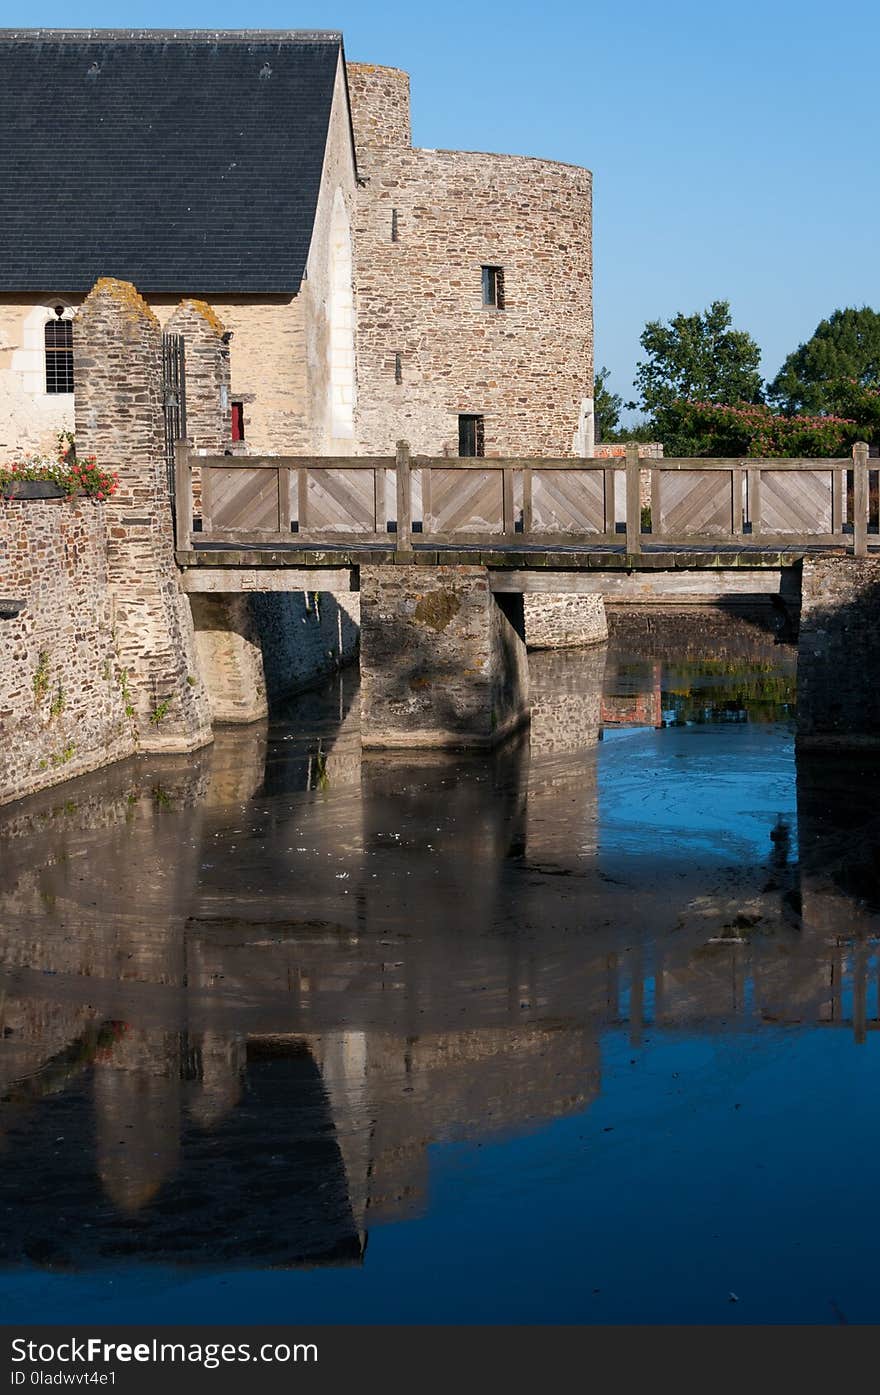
[176,443,872,557]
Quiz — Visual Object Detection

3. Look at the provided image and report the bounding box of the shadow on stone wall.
[250,591,360,708]
[797,560,880,748]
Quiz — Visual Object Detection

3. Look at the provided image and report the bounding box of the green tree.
[593,366,622,440]
[630,300,764,454]
[768,307,880,414]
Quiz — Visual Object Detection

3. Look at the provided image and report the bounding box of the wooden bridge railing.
[175,440,873,555]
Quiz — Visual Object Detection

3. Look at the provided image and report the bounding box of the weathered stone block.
[359,565,529,749]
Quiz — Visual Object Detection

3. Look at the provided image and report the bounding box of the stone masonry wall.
[524,594,608,650]
[348,62,594,459]
[359,565,528,749]
[252,591,361,703]
[347,63,411,150]
[164,300,231,454]
[0,498,135,804]
[798,557,880,748]
[74,277,213,753]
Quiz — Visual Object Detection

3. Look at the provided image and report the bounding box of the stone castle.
[0,30,594,462]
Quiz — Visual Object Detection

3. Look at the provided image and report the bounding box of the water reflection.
[1,615,880,1313]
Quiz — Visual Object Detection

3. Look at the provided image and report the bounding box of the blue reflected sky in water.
[4,1020,880,1325]
[598,724,797,870]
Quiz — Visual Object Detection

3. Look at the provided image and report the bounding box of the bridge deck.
[177,541,844,571]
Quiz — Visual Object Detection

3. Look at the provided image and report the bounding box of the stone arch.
[328,187,356,444]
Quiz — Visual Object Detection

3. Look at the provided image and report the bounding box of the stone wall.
[359,564,528,749]
[252,591,361,703]
[524,594,608,650]
[348,62,593,459]
[798,556,880,748]
[73,277,213,754]
[0,498,134,804]
[164,300,231,454]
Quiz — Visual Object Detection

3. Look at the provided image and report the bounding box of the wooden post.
[603,466,616,538]
[174,438,192,550]
[374,465,387,536]
[502,466,515,537]
[651,467,663,538]
[297,467,309,536]
[731,466,743,536]
[396,440,412,551]
[522,467,533,536]
[853,441,869,557]
[832,463,844,536]
[625,442,641,554]
[747,466,762,537]
[276,467,291,534]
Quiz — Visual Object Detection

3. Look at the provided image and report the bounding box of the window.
[391,207,399,242]
[458,414,485,458]
[231,402,245,442]
[394,352,403,384]
[481,265,505,309]
[45,309,73,394]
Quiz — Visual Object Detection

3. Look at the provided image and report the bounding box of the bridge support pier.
[359,565,529,749]
[798,557,880,748]
[189,595,268,725]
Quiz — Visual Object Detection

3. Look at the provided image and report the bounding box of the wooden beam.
[625,443,641,555]
[853,441,869,557]
[396,440,412,551]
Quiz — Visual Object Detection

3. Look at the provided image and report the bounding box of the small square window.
[481,265,505,309]
[458,414,485,458]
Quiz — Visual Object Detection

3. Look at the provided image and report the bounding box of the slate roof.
[0,30,350,294]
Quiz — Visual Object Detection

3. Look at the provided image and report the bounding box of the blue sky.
[3,0,878,413]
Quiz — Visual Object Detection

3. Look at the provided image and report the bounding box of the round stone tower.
[346,62,411,151]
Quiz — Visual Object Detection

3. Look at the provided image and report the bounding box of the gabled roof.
[0,30,349,295]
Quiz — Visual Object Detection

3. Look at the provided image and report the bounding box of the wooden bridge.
[175,440,875,572]
[172,440,878,753]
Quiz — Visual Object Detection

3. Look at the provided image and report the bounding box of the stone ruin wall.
[0,498,136,804]
[347,62,594,460]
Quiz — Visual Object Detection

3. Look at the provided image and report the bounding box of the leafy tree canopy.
[593,366,622,441]
[767,307,880,414]
[631,300,764,416]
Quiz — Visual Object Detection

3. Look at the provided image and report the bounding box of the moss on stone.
[413,590,460,631]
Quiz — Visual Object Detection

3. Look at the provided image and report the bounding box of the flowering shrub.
[0,432,118,500]
[660,399,874,458]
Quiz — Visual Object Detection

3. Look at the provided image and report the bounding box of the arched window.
[44,307,74,394]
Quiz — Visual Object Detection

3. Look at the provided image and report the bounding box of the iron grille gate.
[162,333,187,513]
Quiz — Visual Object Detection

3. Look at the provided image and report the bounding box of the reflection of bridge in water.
[0,631,877,1270]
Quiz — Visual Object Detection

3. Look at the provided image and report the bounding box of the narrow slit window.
[44,312,74,394]
[394,352,403,384]
[231,402,245,441]
[391,208,399,242]
[481,265,505,309]
[458,414,485,458]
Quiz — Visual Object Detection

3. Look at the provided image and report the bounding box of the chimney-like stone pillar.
[74,277,213,753]
[165,299,232,454]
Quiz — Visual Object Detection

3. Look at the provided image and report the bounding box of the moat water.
[2,609,880,1324]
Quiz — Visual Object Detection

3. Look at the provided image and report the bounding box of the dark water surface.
[2,612,880,1324]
